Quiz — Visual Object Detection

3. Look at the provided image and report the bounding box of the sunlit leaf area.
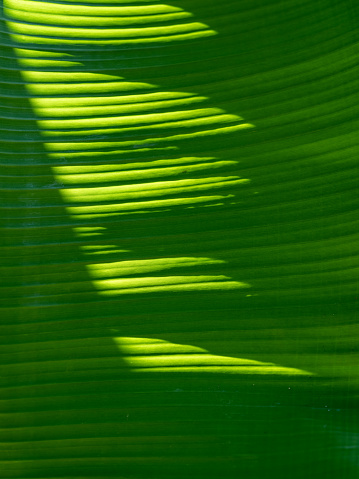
[1,0,359,477]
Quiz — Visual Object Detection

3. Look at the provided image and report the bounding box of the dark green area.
[1,1,359,478]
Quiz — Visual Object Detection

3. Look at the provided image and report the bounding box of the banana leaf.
[1,1,358,478]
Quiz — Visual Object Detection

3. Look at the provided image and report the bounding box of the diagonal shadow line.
[0,0,318,379]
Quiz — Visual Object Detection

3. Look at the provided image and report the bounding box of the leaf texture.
[1,0,359,478]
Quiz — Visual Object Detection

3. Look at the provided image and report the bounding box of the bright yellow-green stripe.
[37,108,227,129]
[13,47,74,58]
[66,194,234,217]
[5,8,192,27]
[4,0,184,16]
[44,123,254,154]
[25,81,155,95]
[20,71,123,82]
[87,257,224,276]
[8,30,216,46]
[30,92,196,109]
[30,97,207,118]
[60,178,247,203]
[67,194,234,213]
[40,116,240,138]
[63,176,245,196]
[52,156,217,174]
[17,58,83,68]
[55,161,237,184]
[7,21,210,39]
[95,281,249,296]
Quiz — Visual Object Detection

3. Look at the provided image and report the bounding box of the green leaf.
[1,1,358,477]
